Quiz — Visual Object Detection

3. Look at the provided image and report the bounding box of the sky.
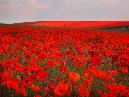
[0,0,129,24]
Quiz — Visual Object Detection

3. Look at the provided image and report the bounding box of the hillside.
[19,21,129,29]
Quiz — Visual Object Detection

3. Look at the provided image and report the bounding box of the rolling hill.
[19,21,129,29]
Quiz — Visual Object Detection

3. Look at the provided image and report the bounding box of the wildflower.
[22,77,32,87]
[69,71,80,81]
[36,70,48,82]
[54,81,69,96]
[3,59,14,68]
[121,67,128,74]
[30,85,40,92]
[108,69,118,76]
[46,59,55,67]
[91,69,113,80]
[34,95,42,97]
[15,63,23,72]
[15,85,26,96]
[88,55,102,66]
[59,66,67,72]
[78,86,89,97]
[7,80,19,90]
[49,83,56,89]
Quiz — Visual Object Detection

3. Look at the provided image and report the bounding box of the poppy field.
[0,26,129,97]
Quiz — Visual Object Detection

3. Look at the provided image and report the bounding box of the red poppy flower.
[78,86,89,97]
[34,95,42,97]
[46,59,55,67]
[15,63,23,72]
[119,54,129,66]
[69,71,80,81]
[59,66,67,72]
[88,55,102,66]
[0,44,9,54]
[91,69,113,80]
[22,77,32,87]
[22,91,28,97]
[7,80,19,90]
[54,81,69,96]
[15,84,28,96]
[108,69,118,76]
[121,67,128,74]
[15,85,26,95]
[30,85,40,92]
[39,51,47,59]
[49,83,56,89]
[1,69,13,82]
[3,59,14,68]
[22,66,31,75]
[106,83,121,93]
[36,70,48,82]
[42,86,51,95]
[28,59,36,66]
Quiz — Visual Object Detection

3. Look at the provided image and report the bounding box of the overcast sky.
[0,0,129,24]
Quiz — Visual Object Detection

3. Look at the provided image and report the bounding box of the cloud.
[55,0,129,20]
[19,0,52,18]
[0,0,129,23]
[0,0,53,23]
[27,0,52,10]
